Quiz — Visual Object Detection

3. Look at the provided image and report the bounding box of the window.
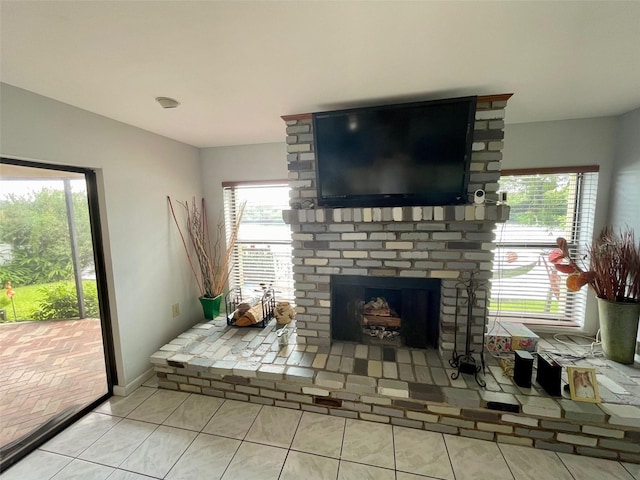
[223,182,294,302]
[490,167,599,325]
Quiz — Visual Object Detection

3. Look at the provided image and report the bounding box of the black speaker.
[514,350,534,388]
[536,353,562,396]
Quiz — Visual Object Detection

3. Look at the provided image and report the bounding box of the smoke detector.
[155,97,180,109]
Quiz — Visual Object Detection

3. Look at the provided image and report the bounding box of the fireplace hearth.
[331,275,440,350]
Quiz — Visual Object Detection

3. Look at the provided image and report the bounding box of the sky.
[0,179,87,200]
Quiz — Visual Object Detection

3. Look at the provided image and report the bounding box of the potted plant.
[550,227,640,363]
[168,197,245,320]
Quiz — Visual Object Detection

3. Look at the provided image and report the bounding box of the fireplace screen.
[330,275,441,349]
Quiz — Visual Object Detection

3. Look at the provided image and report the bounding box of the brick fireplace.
[282,94,511,356]
[150,92,640,462]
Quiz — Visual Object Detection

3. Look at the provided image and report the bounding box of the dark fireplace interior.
[330,275,441,350]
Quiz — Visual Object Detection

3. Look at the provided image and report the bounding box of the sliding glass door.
[0,158,115,471]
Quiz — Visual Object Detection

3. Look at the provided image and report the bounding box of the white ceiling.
[2,1,639,148]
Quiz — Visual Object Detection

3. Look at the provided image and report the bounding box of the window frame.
[222,180,294,302]
[491,165,599,327]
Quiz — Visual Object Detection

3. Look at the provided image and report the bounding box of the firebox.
[330,275,441,350]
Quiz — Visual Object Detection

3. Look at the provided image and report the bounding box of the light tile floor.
[2,378,639,480]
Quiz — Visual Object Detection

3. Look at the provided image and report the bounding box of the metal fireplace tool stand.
[449,273,487,387]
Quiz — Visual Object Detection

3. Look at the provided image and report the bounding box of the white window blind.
[223,183,294,302]
[490,168,599,325]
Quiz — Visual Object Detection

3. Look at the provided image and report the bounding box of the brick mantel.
[281,93,514,122]
[282,95,512,355]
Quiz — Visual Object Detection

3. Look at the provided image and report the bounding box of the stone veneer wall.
[282,95,512,355]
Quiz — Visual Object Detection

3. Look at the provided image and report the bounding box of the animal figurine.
[275,302,295,325]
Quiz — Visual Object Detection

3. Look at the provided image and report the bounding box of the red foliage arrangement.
[549,227,640,302]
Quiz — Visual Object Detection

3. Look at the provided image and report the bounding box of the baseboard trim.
[112,368,154,397]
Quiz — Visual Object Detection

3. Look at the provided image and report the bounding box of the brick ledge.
[283,205,510,225]
[150,320,640,464]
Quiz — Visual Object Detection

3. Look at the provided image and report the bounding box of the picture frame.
[567,366,600,403]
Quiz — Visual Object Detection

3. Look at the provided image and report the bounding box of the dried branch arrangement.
[168,197,245,298]
[589,227,640,301]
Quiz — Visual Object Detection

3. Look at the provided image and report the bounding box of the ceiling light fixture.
[155,97,180,109]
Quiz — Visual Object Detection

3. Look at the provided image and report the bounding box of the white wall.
[199,142,288,216]
[503,116,617,234]
[0,83,204,391]
[503,116,618,333]
[609,108,640,350]
[609,108,640,232]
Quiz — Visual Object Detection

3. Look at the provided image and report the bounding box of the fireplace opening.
[330,275,441,350]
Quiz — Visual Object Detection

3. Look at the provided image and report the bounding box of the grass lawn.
[1,283,43,321]
[490,298,559,314]
[1,281,96,322]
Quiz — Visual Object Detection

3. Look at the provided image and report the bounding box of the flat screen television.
[313,96,477,208]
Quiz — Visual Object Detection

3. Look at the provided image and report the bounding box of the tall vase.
[597,297,640,364]
[199,294,223,320]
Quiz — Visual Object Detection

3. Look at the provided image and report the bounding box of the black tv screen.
[313,96,477,208]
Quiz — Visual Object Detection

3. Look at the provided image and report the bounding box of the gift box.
[501,322,539,352]
[485,322,538,353]
[485,323,513,353]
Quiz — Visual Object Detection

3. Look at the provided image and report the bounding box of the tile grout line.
[391,424,397,475]
[336,415,347,480]
[277,408,305,480]
[161,398,212,480]
[495,442,518,480]
[216,433,243,480]
[442,433,457,480]
[222,402,267,478]
[113,420,160,473]
[556,451,581,480]
[98,389,187,478]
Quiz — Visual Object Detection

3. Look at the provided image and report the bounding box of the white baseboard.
[112,367,155,397]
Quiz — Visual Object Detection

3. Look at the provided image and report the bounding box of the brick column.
[282,94,512,355]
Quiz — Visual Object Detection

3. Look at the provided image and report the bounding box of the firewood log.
[234,302,264,326]
[362,315,401,328]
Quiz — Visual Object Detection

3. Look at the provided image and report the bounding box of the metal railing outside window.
[223,182,294,302]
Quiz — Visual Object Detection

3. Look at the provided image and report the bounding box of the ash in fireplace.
[364,325,400,340]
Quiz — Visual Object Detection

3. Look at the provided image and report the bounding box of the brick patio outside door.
[0,318,108,448]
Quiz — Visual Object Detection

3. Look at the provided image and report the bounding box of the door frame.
[0,157,117,471]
